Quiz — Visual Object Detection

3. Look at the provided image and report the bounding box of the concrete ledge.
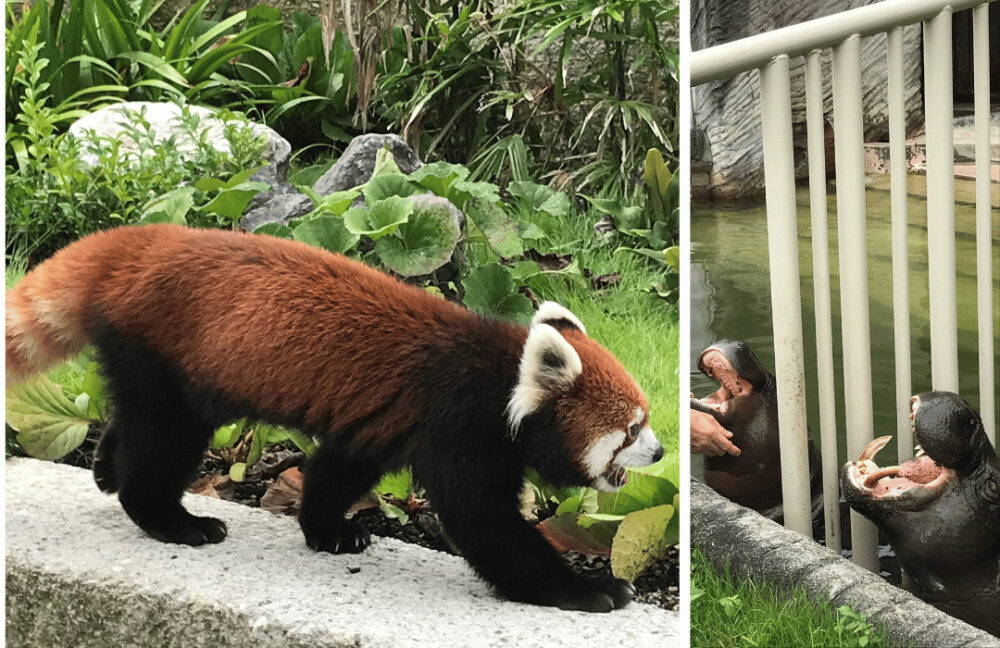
[6,458,679,648]
[691,480,1000,648]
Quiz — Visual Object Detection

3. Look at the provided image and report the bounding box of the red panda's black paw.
[589,575,634,609]
[140,513,227,546]
[302,520,372,554]
[552,588,616,613]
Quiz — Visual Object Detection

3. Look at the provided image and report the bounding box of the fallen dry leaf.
[590,273,621,290]
[261,467,304,516]
[189,473,236,500]
[525,250,572,271]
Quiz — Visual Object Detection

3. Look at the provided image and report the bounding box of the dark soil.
[55,429,679,612]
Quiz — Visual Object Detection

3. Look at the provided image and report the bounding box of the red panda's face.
[507,303,664,491]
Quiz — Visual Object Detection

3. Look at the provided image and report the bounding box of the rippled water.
[691,176,999,476]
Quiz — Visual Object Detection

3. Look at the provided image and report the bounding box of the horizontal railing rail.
[691,0,990,84]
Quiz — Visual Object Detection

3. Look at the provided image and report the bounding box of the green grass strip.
[691,549,894,648]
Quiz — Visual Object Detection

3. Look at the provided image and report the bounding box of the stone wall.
[691,0,924,200]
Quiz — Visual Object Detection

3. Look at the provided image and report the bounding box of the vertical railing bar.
[887,28,914,465]
[804,49,841,553]
[832,34,878,572]
[887,25,913,591]
[923,9,960,393]
[759,54,813,537]
[973,2,995,445]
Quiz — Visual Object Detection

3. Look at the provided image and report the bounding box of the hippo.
[841,391,999,636]
[692,339,823,522]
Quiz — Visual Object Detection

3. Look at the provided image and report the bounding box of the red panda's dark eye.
[628,423,640,438]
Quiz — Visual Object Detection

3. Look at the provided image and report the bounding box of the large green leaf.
[596,471,678,516]
[371,146,402,177]
[253,223,294,239]
[140,186,196,224]
[343,196,413,240]
[466,201,523,259]
[314,189,360,217]
[447,180,500,210]
[588,197,649,234]
[374,206,460,277]
[410,162,469,198]
[199,181,270,224]
[362,173,420,204]
[462,263,534,322]
[292,215,359,254]
[642,148,671,216]
[6,375,92,460]
[508,181,569,218]
[375,469,413,499]
[610,504,677,581]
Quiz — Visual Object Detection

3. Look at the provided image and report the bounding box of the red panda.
[6,224,663,612]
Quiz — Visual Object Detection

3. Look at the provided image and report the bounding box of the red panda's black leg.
[415,456,634,612]
[95,329,227,546]
[298,441,381,554]
[111,405,228,546]
[93,423,120,493]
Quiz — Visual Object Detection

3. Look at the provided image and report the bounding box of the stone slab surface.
[6,458,678,648]
[691,480,1000,648]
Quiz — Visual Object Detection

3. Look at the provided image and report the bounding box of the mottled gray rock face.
[313,134,423,195]
[68,102,291,199]
[691,0,924,200]
[241,134,423,231]
[691,480,1000,648]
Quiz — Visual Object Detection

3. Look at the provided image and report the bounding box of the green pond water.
[691,176,999,475]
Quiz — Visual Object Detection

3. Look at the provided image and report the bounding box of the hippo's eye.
[628,423,640,439]
[984,476,1000,502]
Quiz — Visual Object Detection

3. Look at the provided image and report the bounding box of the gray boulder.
[240,134,423,231]
[68,102,291,202]
[313,134,423,194]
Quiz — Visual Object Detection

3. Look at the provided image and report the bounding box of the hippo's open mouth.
[695,348,754,415]
[843,398,956,507]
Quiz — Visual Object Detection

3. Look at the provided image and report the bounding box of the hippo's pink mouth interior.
[846,398,956,501]
[856,436,951,496]
[696,349,753,415]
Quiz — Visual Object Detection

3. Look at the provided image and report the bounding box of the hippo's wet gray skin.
[692,340,823,521]
[841,391,1000,636]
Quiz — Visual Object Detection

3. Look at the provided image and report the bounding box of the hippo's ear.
[531,302,586,335]
[507,324,582,430]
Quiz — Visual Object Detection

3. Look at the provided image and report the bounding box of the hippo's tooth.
[915,444,925,457]
[858,436,893,464]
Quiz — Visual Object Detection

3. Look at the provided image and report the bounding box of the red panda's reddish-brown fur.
[6,224,661,612]
[7,225,644,457]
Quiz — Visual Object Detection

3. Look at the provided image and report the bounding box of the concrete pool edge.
[691,480,1000,648]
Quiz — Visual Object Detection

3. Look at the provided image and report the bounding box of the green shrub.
[6,43,268,262]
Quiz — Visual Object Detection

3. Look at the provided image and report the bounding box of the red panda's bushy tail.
[6,246,97,384]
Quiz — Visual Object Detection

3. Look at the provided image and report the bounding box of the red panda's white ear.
[507,324,582,431]
[531,302,586,335]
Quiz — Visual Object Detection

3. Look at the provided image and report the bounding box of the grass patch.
[691,549,892,648]
[527,207,679,455]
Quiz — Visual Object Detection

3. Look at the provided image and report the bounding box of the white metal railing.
[691,0,997,573]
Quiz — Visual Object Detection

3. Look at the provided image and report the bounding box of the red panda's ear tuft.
[531,302,586,335]
[507,323,582,431]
